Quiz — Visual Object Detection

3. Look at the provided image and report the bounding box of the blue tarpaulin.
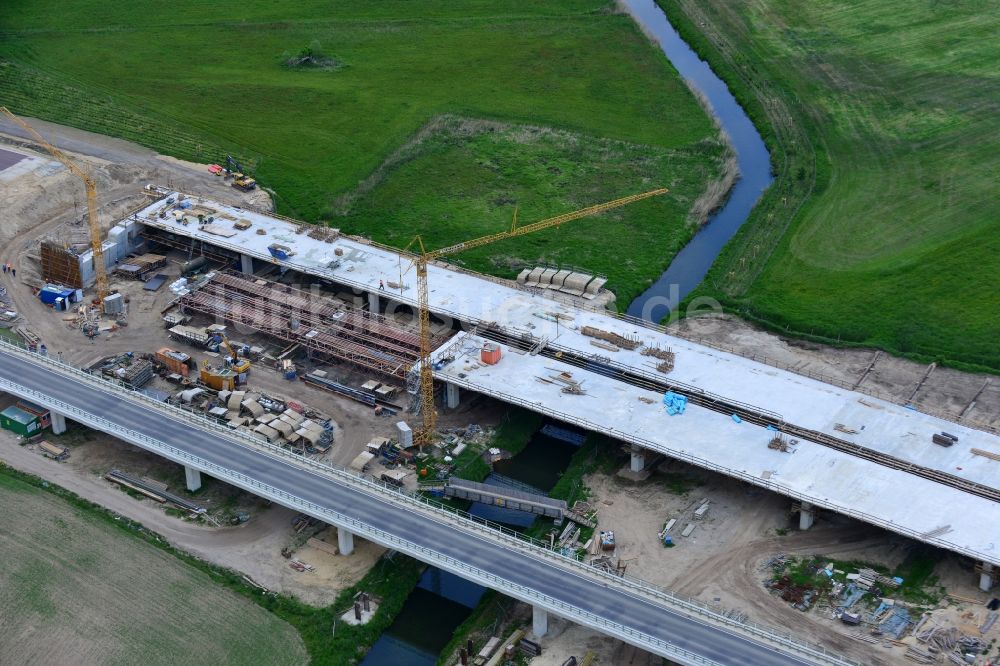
[662,391,687,415]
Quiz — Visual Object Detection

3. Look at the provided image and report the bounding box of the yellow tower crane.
[0,106,110,300]
[404,187,669,445]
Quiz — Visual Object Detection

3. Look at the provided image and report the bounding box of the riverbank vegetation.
[1,0,725,307]
[666,0,1000,372]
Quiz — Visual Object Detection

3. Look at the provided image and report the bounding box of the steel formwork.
[176,272,445,378]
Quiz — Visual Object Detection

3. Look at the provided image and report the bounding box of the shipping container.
[155,348,193,376]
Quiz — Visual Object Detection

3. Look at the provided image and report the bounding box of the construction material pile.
[580,325,641,351]
[662,391,687,415]
[641,345,676,373]
[98,353,154,387]
[113,253,166,280]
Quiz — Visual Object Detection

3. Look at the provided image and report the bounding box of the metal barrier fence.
[0,338,858,666]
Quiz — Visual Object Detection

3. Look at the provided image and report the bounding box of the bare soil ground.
[0,465,307,666]
[557,460,999,666]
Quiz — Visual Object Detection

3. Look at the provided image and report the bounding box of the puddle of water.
[621,0,774,323]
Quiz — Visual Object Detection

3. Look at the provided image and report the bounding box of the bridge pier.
[980,563,996,592]
[532,605,548,638]
[50,412,67,435]
[240,253,254,275]
[629,446,646,473]
[184,466,202,492]
[368,291,380,313]
[445,382,460,409]
[338,528,355,556]
[799,501,815,530]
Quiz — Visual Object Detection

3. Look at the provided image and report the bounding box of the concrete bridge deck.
[130,192,1000,569]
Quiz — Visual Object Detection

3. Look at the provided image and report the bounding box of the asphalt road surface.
[0,147,27,171]
[0,349,820,666]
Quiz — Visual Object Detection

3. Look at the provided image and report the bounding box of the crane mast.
[408,187,668,445]
[0,106,110,300]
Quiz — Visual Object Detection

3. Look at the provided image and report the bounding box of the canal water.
[621,0,774,324]
[469,423,583,527]
[361,567,486,666]
[365,4,771,660]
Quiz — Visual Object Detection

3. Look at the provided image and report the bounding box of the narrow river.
[363,4,774,660]
[622,0,774,324]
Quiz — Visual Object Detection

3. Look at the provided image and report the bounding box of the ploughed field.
[0,468,307,666]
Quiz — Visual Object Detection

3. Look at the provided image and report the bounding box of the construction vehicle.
[225,154,257,191]
[405,188,669,445]
[1,106,109,300]
[219,333,251,374]
[233,174,257,191]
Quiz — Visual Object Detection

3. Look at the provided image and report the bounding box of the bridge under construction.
[87,189,1000,591]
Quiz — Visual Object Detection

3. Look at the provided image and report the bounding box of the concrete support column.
[799,501,815,530]
[445,382,460,409]
[338,528,355,556]
[368,291,380,313]
[629,446,646,473]
[980,563,995,592]
[532,606,548,637]
[50,412,67,435]
[240,253,254,275]
[184,466,202,492]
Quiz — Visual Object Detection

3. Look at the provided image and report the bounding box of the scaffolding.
[176,272,447,378]
[40,241,84,289]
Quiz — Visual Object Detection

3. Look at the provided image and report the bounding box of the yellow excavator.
[219,333,251,374]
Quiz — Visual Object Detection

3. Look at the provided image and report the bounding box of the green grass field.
[0,468,306,666]
[667,0,1000,371]
[341,116,727,304]
[1,1,724,305]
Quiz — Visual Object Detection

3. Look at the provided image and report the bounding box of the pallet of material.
[483,629,525,666]
[306,537,339,556]
[473,637,502,665]
[931,433,955,447]
[38,440,69,461]
[580,325,641,351]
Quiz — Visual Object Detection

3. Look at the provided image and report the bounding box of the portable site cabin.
[39,285,76,311]
[1,406,42,436]
[17,401,52,429]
